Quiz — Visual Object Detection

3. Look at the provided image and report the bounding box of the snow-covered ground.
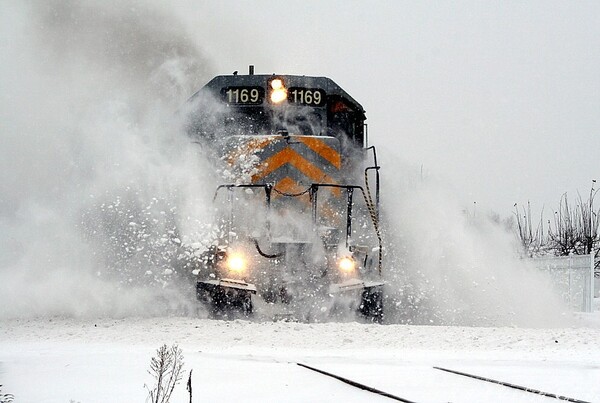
[2,316,599,402]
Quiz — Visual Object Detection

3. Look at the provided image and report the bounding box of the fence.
[532,254,594,312]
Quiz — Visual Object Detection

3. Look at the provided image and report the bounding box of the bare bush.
[145,344,185,403]
[547,188,599,266]
[547,193,584,256]
[514,181,599,276]
[513,202,545,257]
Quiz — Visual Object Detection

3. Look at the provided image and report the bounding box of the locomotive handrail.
[213,183,273,203]
[212,182,383,275]
[365,145,380,220]
[213,183,272,245]
[363,146,383,275]
[366,145,378,166]
[310,183,383,276]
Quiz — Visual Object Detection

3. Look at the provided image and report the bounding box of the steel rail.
[434,366,591,403]
[297,363,417,403]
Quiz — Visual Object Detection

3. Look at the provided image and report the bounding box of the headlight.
[338,256,356,273]
[225,252,246,273]
[269,78,287,103]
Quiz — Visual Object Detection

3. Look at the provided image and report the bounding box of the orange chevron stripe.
[252,148,341,197]
[273,176,306,195]
[225,137,273,166]
[296,137,341,169]
[252,147,333,183]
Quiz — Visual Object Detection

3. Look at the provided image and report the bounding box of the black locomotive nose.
[190,71,382,322]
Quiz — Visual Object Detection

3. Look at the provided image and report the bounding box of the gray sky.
[174,1,600,217]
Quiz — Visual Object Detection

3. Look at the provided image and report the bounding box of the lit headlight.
[269,78,287,103]
[338,256,356,273]
[225,253,246,273]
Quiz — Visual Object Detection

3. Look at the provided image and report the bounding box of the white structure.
[533,254,595,312]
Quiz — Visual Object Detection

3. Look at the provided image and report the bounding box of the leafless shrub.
[547,189,599,257]
[548,193,583,256]
[513,202,545,257]
[514,181,599,276]
[145,344,185,403]
[577,186,600,255]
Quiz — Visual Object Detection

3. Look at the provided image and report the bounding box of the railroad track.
[296,362,591,403]
[297,363,416,402]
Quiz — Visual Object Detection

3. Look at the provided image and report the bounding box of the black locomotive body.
[187,67,384,321]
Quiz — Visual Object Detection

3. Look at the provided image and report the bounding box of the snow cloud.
[381,166,570,327]
[0,1,583,326]
[0,0,216,318]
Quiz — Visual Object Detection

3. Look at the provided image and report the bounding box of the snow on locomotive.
[186,66,384,321]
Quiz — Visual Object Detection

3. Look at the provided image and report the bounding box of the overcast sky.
[173,1,600,217]
[2,1,598,219]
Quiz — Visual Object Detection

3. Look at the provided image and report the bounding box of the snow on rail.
[434,367,592,403]
[297,362,416,403]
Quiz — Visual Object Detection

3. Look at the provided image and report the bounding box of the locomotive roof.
[200,73,365,115]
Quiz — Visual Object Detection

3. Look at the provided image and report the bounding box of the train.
[185,66,384,322]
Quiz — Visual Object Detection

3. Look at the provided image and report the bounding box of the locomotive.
[186,66,384,321]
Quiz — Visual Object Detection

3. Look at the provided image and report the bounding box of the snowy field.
[2,315,600,402]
